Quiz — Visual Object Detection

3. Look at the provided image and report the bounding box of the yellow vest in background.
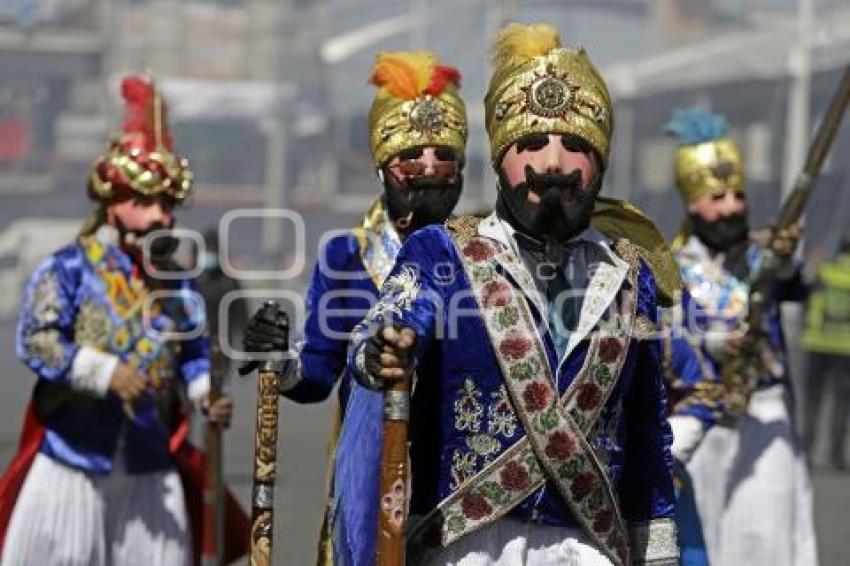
[802,255,850,355]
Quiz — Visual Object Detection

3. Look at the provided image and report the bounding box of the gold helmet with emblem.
[88,74,194,205]
[368,51,467,168]
[483,23,682,305]
[484,23,613,169]
[665,106,744,205]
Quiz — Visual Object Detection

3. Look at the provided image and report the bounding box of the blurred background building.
[0,0,849,563]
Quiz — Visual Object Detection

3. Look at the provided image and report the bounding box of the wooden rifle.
[376,378,411,566]
[726,65,850,417]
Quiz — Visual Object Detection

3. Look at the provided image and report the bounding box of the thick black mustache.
[407,175,456,191]
[524,166,583,195]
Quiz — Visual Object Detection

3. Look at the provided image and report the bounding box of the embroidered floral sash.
[408,218,639,566]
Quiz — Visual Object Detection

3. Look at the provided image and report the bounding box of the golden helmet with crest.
[88,74,194,205]
[368,51,467,168]
[484,23,613,169]
[664,106,745,205]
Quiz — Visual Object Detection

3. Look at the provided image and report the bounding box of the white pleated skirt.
[686,385,818,566]
[426,517,612,566]
[1,453,190,566]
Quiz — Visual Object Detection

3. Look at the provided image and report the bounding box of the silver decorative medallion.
[408,96,445,135]
[527,76,573,118]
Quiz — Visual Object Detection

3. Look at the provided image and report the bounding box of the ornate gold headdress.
[368,51,467,167]
[484,23,613,169]
[665,107,744,204]
[88,74,194,204]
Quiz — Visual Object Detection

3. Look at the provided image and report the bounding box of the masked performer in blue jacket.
[661,107,817,566]
[0,75,246,566]
[242,51,468,564]
[334,23,681,566]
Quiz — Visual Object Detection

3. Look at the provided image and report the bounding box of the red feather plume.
[424,65,461,97]
[119,75,173,152]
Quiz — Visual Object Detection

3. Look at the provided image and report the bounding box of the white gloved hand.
[668,415,706,464]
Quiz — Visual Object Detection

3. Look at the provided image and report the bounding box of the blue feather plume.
[664,106,729,145]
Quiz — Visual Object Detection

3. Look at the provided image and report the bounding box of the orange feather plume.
[369,51,437,100]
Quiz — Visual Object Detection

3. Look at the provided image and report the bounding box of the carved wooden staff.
[245,301,288,566]
[202,344,225,566]
[376,378,411,566]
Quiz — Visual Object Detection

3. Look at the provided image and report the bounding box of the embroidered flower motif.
[544,430,577,461]
[495,306,520,329]
[463,240,495,262]
[522,381,550,413]
[570,471,599,501]
[482,280,511,308]
[593,507,614,533]
[576,382,603,411]
[454,378,483,433]
[466,434,501,459]
[451,450,478,490]
[24,330,66,368]
[488,387,518,437]
[383,265,421,312]
[499,461,531,492]
[460,493,492,520]
[598,336,622,364]
[74,301,112,347]
[499,330,532,360]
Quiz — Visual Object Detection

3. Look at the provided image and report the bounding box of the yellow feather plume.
[369,51,437,100]
[491,23,561,66]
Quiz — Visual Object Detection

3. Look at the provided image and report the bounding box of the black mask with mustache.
[690,212,749,254]
[115,217,179,271]
[382,168,463,235]
[497,165,601,244]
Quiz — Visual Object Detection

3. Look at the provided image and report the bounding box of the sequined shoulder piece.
[445,214,482,246]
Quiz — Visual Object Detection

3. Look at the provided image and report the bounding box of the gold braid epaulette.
[445,214,482,245]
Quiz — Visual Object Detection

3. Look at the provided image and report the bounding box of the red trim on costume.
[0,402,45,552]
[0,402,249,564]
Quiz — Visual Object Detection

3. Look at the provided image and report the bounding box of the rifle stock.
[376,379,411,566]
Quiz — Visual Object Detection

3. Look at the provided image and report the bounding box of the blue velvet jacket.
[334,214,676,564]
[280,200,401,410]
[671,235,807,428]
[16,228,209,474]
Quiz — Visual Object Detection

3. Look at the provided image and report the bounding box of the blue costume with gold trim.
[662,106,817,566]
[278,200,400,410]
[334,214,678,565]
[16,230,209,475]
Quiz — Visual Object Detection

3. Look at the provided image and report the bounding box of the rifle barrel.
[776,65,850,231]
[804,66,850,178]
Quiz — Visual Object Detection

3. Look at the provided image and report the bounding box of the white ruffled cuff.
[187,373,211,404]
[70,346,118,398]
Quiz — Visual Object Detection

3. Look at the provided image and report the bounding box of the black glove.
[240,301,289,375]
[362,323,416,388]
